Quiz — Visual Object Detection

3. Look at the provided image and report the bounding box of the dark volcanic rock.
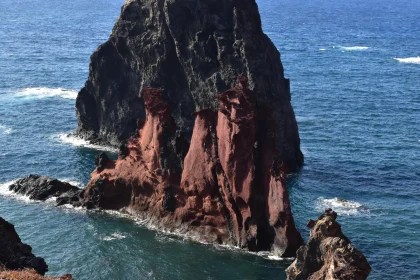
[79,78,303,256]
[94,152,110,172]
[0,217,48,275]
[9,175,81,203]
[286,209,371,280]
[76,0,303,172]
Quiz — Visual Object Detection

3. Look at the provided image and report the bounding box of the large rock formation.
[76,0,303,172]
[286,209,371,280]
[0,217,48,275]
[78,77,303,256]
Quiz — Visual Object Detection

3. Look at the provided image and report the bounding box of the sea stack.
[78,77,303,256]
[75,0,303,172]
[286,209,371,280]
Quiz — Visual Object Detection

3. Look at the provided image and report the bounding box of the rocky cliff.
[0,217,48,275]
[77,77,303,256]
[286,209,371,280]
[76,0,303,172]
[0,217,73,279]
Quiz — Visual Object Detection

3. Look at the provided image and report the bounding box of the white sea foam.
[394,56,420,64]
[316,197,369,216]
[54,133,118,153]
[61,179,84,188]
[319,48,326,51]
[0,124,13,135]
[101,232,127,241]
[14,87,78,100]
[0,180,33,203]
[333,46,369,51]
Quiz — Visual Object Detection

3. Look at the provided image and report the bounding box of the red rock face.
[81,77,303,256]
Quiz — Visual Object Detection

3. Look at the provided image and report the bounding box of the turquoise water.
[0,0,419,279]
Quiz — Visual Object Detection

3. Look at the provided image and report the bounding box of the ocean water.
[0,0,419,279]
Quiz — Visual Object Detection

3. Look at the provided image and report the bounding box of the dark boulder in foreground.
[75,0,303,172]
[9,175,81,202]
[0,216,48,275]
[0,217,74,279]
[286,209,371,280]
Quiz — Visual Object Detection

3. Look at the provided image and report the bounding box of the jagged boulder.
[286,209,371,280]
[9,175,81,201]
[0,217,48,275]
[76,0,303,172]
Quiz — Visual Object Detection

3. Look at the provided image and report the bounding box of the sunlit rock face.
[75,0,303,172]
[286,209,372,280]
[79,78,303,257]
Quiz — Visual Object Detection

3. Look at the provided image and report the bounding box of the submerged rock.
[0,216,48,275]
[9,175,81,204]
[286,209,371,280]
[76,0,303,172]
[79,78,303,256]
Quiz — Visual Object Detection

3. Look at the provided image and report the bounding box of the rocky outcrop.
[286,209,371,280]
[0,217,74,279]
[76,0,303,172]
[78,77,303,256]
[9,175,81,202]
[0,217,48,275]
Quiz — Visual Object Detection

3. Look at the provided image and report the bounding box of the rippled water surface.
[0,0,419,279]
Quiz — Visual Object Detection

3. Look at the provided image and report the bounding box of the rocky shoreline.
[5,178,371,279]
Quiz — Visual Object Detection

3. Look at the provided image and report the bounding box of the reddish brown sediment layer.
[80,77,303,256]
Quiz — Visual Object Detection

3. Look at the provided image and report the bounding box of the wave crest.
[334,46,369,51]
[0,124,13,135]
[316,197,369,216]
[15,87,78,100]
[54,133,118,153]
[100,232,127,241]
[394,56,420,64]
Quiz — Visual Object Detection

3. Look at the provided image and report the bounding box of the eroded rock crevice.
[74,77,303,256]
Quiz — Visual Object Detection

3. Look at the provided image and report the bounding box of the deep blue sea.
[0,0,419,279]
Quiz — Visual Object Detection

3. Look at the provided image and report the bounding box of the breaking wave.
[316,197,369,216]
[334,46,369,51]
[100,232,127,241]
[61,179,84,188]
[0,124,13,135]
[54,133,118,153]
[14,87,78,100]
[394,56,420,64]
[0,180,32,203]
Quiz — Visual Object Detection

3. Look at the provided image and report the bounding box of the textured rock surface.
[76,0,303,172]
[0,268,73,280]
[0,217,48,275]
[9,175,81,202]
[79,78,303,256]
[286,209,371,280]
